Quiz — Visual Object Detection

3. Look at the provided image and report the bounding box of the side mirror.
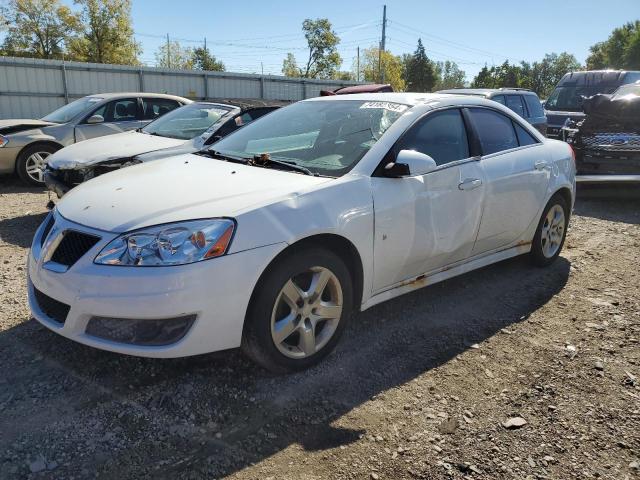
[384,149,437,177]
[86,114,104,124]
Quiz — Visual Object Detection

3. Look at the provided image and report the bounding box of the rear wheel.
[530,194,569,267]
[16,144,60,186]
[242,247,353,373]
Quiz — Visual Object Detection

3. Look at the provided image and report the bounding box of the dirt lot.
[0,177,639,480]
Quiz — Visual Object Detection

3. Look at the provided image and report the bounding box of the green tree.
[154,40,193,69]
[403,39,437,92]
[191,46,224,71]
[586,21,640,70]
[69,0,140,65]
[358,47,405,91]
[333,70,354,81]
[471,64,493,88]
[282,52,301,77]
[283,18,341,79]
[434,61,466,90]
[0,0,80,59]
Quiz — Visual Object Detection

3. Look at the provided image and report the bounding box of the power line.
[387,19,521,63]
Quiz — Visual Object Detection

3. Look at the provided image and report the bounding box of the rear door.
[75,97,143,141]
[523,94,548,135]
[466,107,550,255]
[140,97,182,124]
[371,108,486,292]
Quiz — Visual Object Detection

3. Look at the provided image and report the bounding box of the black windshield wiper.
[202,150,250,164]
[252,155,315,176]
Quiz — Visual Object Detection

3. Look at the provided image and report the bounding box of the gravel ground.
[0,177,639,480]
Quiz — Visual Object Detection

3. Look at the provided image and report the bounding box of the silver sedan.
[0,93,190,185]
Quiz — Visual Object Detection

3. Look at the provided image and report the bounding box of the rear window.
[524,95,544,118]
[505,95,526,118]
[469,108,518,155]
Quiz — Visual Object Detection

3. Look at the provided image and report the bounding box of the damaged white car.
[44,100,282,197]
[28,93,575,372]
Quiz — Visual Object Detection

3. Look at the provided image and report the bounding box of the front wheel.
[16,144,60,186]
[530,194,569,267]
[242,247,353,373]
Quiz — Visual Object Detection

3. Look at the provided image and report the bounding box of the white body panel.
[47,131,186,169]
[28,93,576,358]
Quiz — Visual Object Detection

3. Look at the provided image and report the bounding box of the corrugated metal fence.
[0,56,358,119]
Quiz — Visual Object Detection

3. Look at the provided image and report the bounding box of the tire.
[242,247,354,373]
[16,143,60,186]
[530,193,569,267]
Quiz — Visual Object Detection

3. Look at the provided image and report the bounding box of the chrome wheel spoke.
[273,312,298,344]
[281,279,304,309]
[308,269,331,301]
[313,303,341,320]
[298,321,316,356]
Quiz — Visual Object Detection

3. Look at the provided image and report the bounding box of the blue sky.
[9,0,640,79]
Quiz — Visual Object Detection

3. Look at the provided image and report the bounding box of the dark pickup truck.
[545,70,640,139]
[563,82,640,183]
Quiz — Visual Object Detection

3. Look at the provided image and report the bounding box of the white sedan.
[28,93,575,372]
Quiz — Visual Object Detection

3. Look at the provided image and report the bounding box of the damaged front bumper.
[44,168,74,198]
[44,159,140,198]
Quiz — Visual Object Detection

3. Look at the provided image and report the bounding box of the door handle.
[534,160,549,170]
[458,178,482,191]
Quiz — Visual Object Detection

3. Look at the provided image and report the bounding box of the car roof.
[86,92,192,102]
[436,88,537,97]
[303,91,513,107]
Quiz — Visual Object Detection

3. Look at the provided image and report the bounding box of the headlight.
[94,219,235,266]
[0,135,8,147]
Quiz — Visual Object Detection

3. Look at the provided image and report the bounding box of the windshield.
[613,83,640,98]
[545,85,619,112]
[210,99,407,177]
[41,96,103,123]
[142,103,232,140]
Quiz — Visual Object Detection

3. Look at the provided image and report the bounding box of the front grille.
[50,231,101,267]
[33,288,70,324]
[40,215,55,247]
[582,133,640,151]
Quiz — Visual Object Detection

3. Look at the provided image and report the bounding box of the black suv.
[544,70,640,139]
[437,88,547,135]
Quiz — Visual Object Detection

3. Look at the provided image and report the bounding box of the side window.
[141,98,180,120]
[524,95,544,118]
[469,108,518,155]
[505,95,526,118]
[396,109,470,166]
[491,94,505,105]
[91,98,138,123]
[514,123,538,146]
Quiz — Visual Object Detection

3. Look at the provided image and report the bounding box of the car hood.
[48,131,187,169]
[0,119,56,135]
[57,154,332,232]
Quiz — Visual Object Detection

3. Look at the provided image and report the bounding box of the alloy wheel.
[541,204,565,258]
[270,266,343,359]
[25,151,51,183]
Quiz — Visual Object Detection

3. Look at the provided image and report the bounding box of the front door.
[75,97,144,141]
[371,108,485,293]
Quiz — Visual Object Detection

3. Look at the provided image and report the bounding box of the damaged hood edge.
[0,119,56,135]
[47,131,188,169]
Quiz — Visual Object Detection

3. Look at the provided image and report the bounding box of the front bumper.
[44,168,72,198]
[0,146,19,173]
[27,211,286,358]
[576,174,640,183]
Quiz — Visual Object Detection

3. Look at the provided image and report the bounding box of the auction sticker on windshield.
[359,101,408,113]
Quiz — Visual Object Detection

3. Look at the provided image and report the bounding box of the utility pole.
[204,37,207,52]
[380,4,387,83]
[357,46,360,82]
[166,34,170,68]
